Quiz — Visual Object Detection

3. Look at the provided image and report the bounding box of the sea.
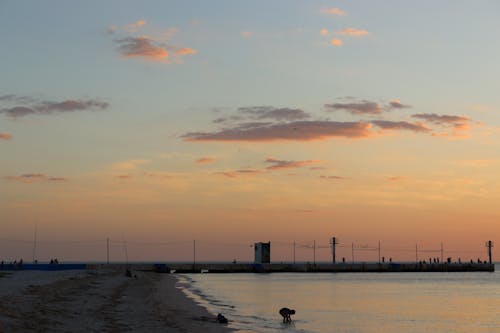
[178,265,499,333]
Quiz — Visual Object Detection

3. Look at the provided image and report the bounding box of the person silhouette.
[279,307,295,323]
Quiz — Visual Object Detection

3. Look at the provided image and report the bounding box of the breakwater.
[154,262,495,273]
[1,262,494,273]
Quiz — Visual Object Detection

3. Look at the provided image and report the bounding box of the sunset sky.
[1,1,499,262]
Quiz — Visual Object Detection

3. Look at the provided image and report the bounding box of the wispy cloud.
[183,120,372,142]
[320,29,329,36]
[320,175,348,180]
[111,20,197,63]
[412,113,470,130]
[0,132,11,140]
[386,176,408,181]
[335,28,369,37]
[371,120,431,133]
[320,8,347,16]
[215,169,262,178]
[388,100,411,109]
[116,36,169,61]
[265,157,321,170]
[325,99,412,115]
[0,94,36,103]
[325,101,382,115]
[238,106,310,121]
[195,157,216,164]
[331,38,343,46]
[115,174,133,179]
[125,19,147,32]
[110,159,150,171]
[241,31,253,38]
[456,159,493,167]
[5,174,67,183]
[0,96,109,118]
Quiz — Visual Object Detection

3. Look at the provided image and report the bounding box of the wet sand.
[0,269,235,332]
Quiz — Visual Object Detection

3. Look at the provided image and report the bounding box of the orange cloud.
[116,37,169,61]
[320,8,346,16]
[115,175,133,179]
[320,29,329,36]
[0,132,11,140]
[125,19,147,32]
[196,157,216,164]
[175,47,198,55]
[457,160,493,167]
[386,176,408,181]
[331,38,343,46]
[335,28,369,36]
[320,175,348,180]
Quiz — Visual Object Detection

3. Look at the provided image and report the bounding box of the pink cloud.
[176,47,198,55]
[116,36,169,61]
[0,132,11,140]
[215,169,262,178]
[320,8,347,16]
[125,19,147,32]
[115,175,133,179]
[241,31,253,38]
[195,157,216,164]
[183,120,372,142]
[386,176,408,181]
[331,38,343,46]
[335,28,369,37]
[388,100,411,109]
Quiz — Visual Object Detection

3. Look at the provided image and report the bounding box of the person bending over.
[279,307,295,323]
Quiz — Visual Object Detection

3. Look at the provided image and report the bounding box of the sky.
[1,1,500,262]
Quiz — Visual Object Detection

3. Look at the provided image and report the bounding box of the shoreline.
[0,268,236,332]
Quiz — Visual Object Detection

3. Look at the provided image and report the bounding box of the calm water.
[179,267,500,332]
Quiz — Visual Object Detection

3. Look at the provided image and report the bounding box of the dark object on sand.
[216,313,228,324]
[125,269,132,277]
[279,307,295,323]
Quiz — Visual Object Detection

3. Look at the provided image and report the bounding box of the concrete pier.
[1,262,494,273]
[152,262,495,273]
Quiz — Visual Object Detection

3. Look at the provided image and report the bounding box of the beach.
[0,269,235,332]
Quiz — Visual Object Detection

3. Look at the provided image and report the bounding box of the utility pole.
[487,240,493,265]
[352,242,354,264]
[106,238,110,264]
[331,237,337,264]
[32,224,37,263]
[313,240,316,265]
[415,244,418,263]
[378,240,381,264]
[193,240,196,268]
[440,242,443,263]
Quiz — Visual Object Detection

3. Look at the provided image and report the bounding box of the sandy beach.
[0,269,235,332]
